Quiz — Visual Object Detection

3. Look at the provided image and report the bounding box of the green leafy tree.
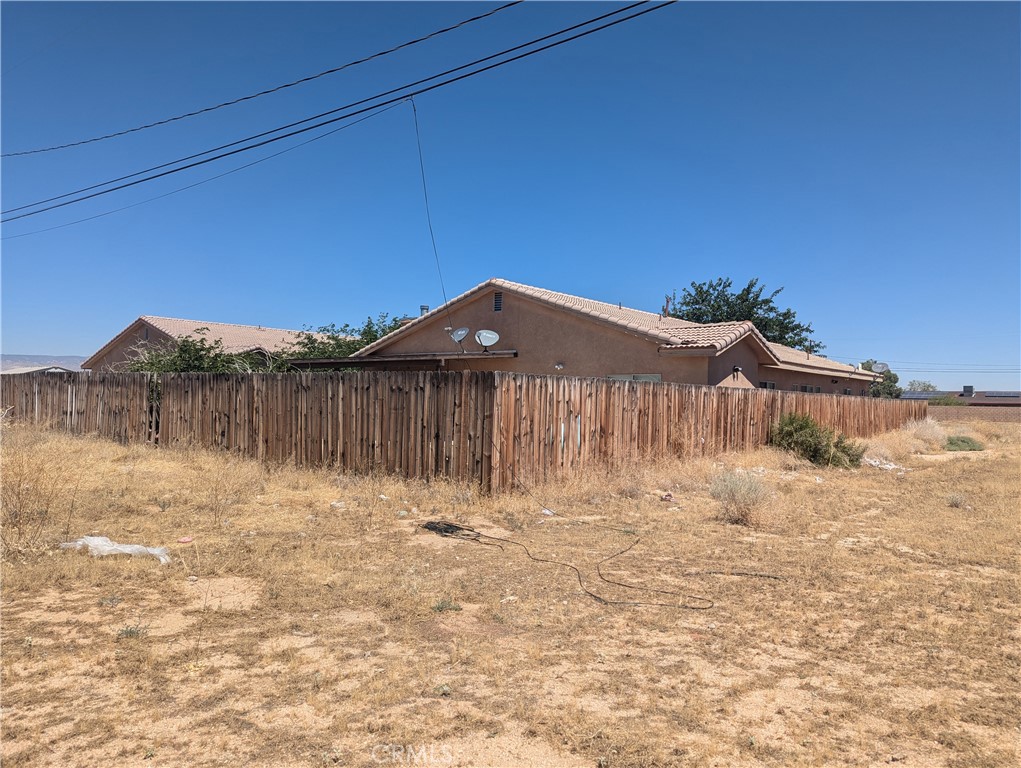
[662,278,823,353]
[906,380,938,392]
[860,359,903,399]
[286,313,403,359]
[125,329,276,373]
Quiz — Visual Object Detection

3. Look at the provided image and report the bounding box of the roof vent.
[420,304,429,316]
[493,292,503,312]
[963,385,974,396]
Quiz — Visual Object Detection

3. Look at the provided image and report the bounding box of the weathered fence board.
[2,371,926,492]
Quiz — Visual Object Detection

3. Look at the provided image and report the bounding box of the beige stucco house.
[339,279,879,395]
[82,316,310,371]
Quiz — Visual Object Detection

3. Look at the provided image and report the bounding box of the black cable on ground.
[420,520,714,611]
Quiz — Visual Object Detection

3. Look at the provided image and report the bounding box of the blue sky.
[2,1,1018,389]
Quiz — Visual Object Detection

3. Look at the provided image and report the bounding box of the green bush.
[945,435,984,452]
[769,413,865,468]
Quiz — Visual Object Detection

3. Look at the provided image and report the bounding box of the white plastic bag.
[60,536,171,565]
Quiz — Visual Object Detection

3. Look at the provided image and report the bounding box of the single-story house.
[903,388,1021,406]
[82,316,312,371]
[291,278,878,394]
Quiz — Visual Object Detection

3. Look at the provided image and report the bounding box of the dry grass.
[1,418,1018,767]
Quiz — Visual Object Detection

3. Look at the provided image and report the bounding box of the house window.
[608,374,662,382]
[759,381,776,390]
[799,385,811,393]
[815,386,822,394]
[843,388,852,395]
[493,292,503,312]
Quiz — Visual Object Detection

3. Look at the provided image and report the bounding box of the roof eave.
[82,317,157,369]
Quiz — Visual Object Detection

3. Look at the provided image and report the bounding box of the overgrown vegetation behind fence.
[2,371,926,491]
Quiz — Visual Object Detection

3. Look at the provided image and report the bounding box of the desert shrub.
[769,413,864,468]
[1,428,85,552]
[946,435,984,452]
[903,418,947,451]
[709,471,770,526]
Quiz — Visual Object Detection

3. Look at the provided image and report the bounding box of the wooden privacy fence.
[2,371,926,492]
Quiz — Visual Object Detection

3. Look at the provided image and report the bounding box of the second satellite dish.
[873,362,890,373]
[449,327,469,344]
[475,329,500,350]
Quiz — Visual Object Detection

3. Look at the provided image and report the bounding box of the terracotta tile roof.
[355,278,877,380]
[140,316,309,354]
[356,278,775,359]
[763,342,877,380]
[83,315,313,369]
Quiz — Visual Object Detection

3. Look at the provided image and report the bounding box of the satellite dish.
[475,329,500,350]
[873,362,890,374]
[449,327,469,344]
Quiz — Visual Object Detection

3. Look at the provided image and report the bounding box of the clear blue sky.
[2,1,1018,389]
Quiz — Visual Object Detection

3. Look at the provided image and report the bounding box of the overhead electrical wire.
[3,1,657,218]
[1,102,404,241]
[2,1,671,224]
[827,355,1018,369]
[2,1,525,158]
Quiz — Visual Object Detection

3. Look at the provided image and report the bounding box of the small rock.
[541,508,555,516]
[434,684,451,697]
[329,501,347,510]
[397,510,409,518]
[188,576,198,583]
[177,536,193,544]
[379,494,389,501]
[660,493,674,502]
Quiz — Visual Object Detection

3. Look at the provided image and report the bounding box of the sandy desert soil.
[1,419,1018,767]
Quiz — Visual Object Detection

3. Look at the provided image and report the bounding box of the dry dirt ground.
[1,419,1018,767]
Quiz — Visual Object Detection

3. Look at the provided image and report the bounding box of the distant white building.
[0,365,77,375]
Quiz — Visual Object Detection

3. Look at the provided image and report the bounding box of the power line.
[827,355,1018,368]
[1,103,403,241]
[2,1,524,158]
[3,1,656,218]
[2,1,669,223]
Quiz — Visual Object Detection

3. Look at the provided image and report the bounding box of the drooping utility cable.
[2,2,671,223]
[1,102,403,241]
[410,97,450,312]
[2,1,525,158]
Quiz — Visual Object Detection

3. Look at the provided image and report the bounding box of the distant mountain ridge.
[1,354,86,371]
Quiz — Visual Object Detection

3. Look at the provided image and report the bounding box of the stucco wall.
[709,343,762,388]
[373,290,711,384]
[760,365,872,396]
[85,324,174,371]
